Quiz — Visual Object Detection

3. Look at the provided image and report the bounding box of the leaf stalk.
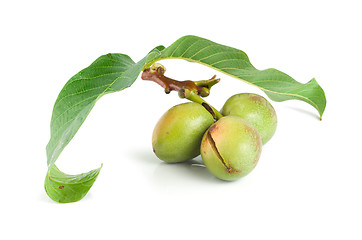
[141,63,223,120]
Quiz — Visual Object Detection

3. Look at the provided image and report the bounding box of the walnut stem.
[141,63,220,97]
[141,63,223,120]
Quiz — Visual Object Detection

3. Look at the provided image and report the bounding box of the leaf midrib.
[151,56,321,114]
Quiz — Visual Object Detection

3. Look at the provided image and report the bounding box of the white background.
[1,0,361,239]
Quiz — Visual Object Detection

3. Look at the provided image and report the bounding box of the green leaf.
[44,164,102,203]
[46,35,327,203]
[45,46,164,203]
[149,35,326,118]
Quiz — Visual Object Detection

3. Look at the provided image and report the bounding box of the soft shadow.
[126,148,228,184]
[126,148,160,164]
[38,191,94,204]
[285,106,321,120]
[38,192,58,204]
[152,157,227,184]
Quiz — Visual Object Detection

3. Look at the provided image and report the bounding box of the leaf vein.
[180,39,207,58]
[169,37,189,57]
[54,83,113,109]
[52,75,131,126]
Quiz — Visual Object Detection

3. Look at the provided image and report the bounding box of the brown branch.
[141,63,220,97]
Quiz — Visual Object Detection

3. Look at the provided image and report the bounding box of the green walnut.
[152,102,215,163]
[221,93,277,144]
[200,116,262,181]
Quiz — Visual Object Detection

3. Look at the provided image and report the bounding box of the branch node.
[141,62,220,97]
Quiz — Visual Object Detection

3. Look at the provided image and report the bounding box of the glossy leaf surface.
[45,47,164,203]
[152,35,326,118]
[45,35,326,203]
